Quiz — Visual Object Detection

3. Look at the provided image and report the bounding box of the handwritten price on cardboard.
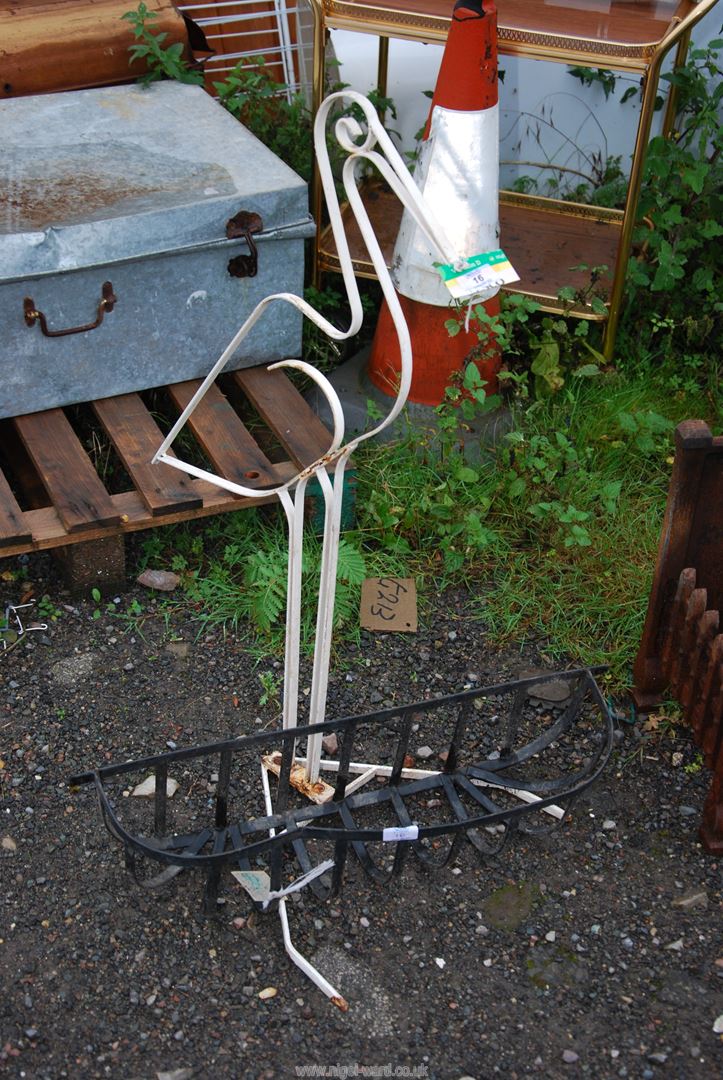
[360,578,417,633]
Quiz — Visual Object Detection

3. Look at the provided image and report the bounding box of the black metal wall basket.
[71,667,613,914]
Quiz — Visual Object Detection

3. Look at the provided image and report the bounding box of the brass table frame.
[308,0,719,359]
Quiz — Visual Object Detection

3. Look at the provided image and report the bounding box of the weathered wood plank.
[0,461,298,558]
[231,367,332,469]
[0,468,32,547]
[93,393,202,516]
[14,409,120,533]
[168,380,279,490]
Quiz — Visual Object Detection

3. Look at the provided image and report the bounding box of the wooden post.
[53,536,126,597]
[632,421,723,709]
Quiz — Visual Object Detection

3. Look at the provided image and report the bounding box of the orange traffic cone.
[368,0,501,407]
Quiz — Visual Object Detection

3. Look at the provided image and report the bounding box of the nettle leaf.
[573,363,601,379]
[651,242,686,291]
[640,410,674,434]
[635,432,655,454]
[627,257,652,287]
[564,525,592,548]
[558,504,591,524]
[692,266,715,292]
[464,512,496,550]
[600,480,622,514]
[463,361,486,391]
[455,465,479,484]
[658,204,684,228]
[682,161,709,194]
[699,219,723,238]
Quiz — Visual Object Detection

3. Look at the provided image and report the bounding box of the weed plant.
[134,508,408,657]
[132,369,711,687]
[351,371,713,686]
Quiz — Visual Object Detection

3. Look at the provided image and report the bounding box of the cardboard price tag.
[437,248,520,300]
[360,578,417,633]
[231,869,271,903]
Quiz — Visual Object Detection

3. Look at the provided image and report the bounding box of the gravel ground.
[1,555,722,1080]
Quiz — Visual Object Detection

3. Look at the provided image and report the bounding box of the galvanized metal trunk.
[0,81,314,418]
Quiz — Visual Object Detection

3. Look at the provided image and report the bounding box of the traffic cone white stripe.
[393,103,500,307]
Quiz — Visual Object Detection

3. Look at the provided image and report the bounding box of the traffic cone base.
[368,291,500,408]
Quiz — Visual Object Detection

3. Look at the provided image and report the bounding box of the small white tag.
[230,869,271,903]
[382,825,419,843]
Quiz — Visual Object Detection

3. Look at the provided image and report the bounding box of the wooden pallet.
[0,366,332,560]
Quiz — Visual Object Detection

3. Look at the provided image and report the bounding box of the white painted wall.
[330,6,721,192]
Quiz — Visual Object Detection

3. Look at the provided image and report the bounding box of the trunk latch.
[226,211,263,278]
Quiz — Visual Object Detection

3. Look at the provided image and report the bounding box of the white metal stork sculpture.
[153,90,459,783]
[151,90,461,1005]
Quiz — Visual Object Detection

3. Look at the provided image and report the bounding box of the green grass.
[350,371,717,689]
[131,349,717,691]
[132,366,716,693]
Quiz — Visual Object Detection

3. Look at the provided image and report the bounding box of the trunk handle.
[24,281,116,337]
